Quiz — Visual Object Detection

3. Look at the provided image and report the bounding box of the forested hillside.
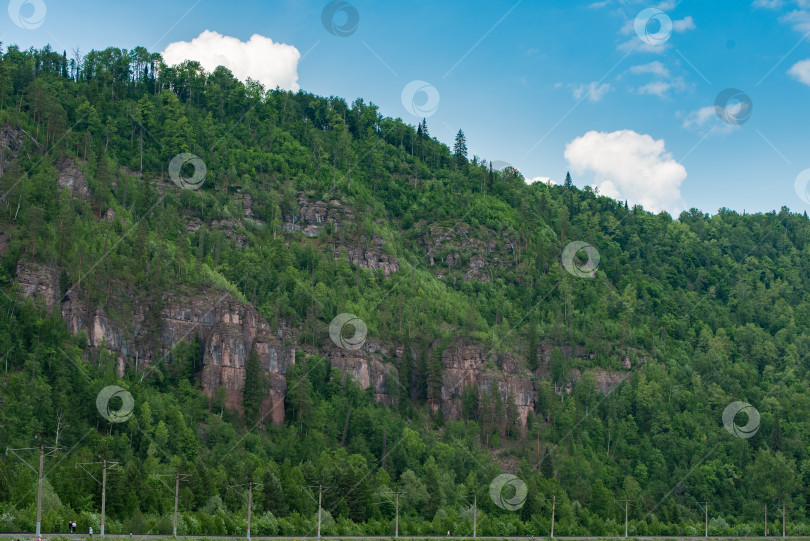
[1,43,810,537]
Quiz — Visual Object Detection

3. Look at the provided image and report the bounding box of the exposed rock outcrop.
[57,285,294,425]
[56,157,90,201]
[15,261,59,309]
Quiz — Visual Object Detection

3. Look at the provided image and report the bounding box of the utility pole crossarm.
[5,447,40,474]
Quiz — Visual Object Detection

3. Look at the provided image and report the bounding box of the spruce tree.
[399,336,413,414]
[453,129,467,168]
[243,349,264,428]
[526,317,539,371]
[419,118,429,138]
[563,171,573,189]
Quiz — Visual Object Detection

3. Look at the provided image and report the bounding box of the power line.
[227,481,263,540]
[695,501,710,538]
[76,459,119,537]
[379,488,406,538]
[152,471,191,537]
[301,484,328,539]
[614,500,632,538]
[538,495,556,538]
[6,434,61,538]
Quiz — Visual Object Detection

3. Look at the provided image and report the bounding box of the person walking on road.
[89,526,93,538]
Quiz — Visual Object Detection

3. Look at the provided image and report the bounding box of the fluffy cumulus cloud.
[788,59,810,86]
[527,176,554,185]
[564,130,686,214]
[162,30,301,91]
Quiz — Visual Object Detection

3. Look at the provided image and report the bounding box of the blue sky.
[4,0,810,215]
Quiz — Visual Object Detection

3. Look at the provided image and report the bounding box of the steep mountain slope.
[1,44,809,537]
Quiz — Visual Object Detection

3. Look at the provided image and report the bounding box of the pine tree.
[399,336,413,413]
[550,347,567,389]
[419,118,429,138]
[461,384,478,420]
[262,470,288,515]
[243,349,264,428]
[563,171,573,189]
[453,129,467,168]
[526,317,539,371]
[506,390,519,438]
[424,458,442,519]
[772,411,784,452]
[427,345,444,409]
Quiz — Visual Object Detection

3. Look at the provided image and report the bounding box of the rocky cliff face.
[15,257,635,428]
[7,143,633,429]
[283,193,400,277]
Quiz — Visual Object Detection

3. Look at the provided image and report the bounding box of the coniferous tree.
[419,118,429,138]
[399,336,413,413]
[563,171,573,189]
[526,317,539,371]
[243,348,264,427]
[453,129,467,168]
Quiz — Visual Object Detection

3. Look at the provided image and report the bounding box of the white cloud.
[672,16,696,32]
[636,76,688,97]
[617,10,695,53]
[527,176,554,185]
[753,0,784,8]
[682,105,739,135]
[630,61,670,77]
[789,58,810,85]
[782,9,810,32]
[572,82,612,102]
[682,106,716,129]
[564,129,686,214]
[162,30,301,91]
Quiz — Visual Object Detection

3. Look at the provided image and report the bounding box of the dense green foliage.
[1,43,810,537]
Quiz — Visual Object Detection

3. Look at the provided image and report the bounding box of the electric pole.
[473,492,477,539]
[153,471,191,537]
[302,484,327,539]
[615,500,632,537]
[539,495,556,538]
[37,439,43,538]
[459,491,479,538]
[6,435,60,538]
[696,501,709,538]
[380,488,406,538]
[228,480,263,540]
[77,459,120,537]
[248,481,253,540]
